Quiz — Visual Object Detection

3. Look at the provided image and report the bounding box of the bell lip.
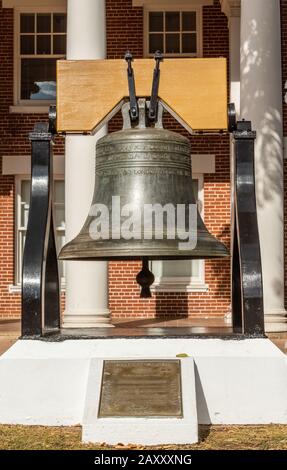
[60,256,229,261]
[59,239,229,261]
[59,250,229,261]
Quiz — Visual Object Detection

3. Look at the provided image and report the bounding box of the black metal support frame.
[124,51,138,121]
[21,100,265,338]
[21,111,60,337]
[230,112,265,336]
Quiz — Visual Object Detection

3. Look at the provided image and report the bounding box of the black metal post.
[232,120,265,336]
[21,120,60,337]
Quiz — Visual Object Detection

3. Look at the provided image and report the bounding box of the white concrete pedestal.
[83,357,198,445]
[0,338,287,445]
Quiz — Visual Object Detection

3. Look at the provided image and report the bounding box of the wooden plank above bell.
[56,58,228,133]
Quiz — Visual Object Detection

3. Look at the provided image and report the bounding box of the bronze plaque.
[98,360,182,418]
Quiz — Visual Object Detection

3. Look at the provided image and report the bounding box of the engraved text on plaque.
[98,360,182,418]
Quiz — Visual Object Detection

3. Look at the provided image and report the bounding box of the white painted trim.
[9,105,50,114]
[14,176,22,286]
[9,283,66,294]
[13,5,66,107]
[133,0,213,6]
[151,279,209,293]
[2,155,65,175]
[192,154,215,173]
[220,0,240,19]
[3,0,66,7]
[8,284,21,294]
[143,3,203,58]
[14,175,66,287]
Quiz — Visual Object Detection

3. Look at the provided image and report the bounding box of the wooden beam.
[56,58,228,133]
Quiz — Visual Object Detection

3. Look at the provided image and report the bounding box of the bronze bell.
[59,100,228,296]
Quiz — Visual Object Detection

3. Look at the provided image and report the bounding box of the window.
[16,178,65,287]
[145,7,202,57]
[15,9,66,105]
[151,175,208,293]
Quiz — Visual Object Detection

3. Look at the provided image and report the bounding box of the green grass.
[0,425,287,450]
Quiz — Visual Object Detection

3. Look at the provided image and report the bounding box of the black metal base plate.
[21,327,266,341]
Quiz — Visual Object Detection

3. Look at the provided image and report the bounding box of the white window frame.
[12,5,66,112]
[151,173,208,293]
[11,175,65,292]
[144,4,203,58]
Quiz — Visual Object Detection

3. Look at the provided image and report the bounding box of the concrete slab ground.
[0,320,20,355]
[0,320,20,335]
[0,317,287,355]
[0,318,286,354]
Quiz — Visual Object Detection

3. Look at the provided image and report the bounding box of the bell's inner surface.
[59,110,228,261]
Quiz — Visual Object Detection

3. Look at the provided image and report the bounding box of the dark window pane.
[53,14,66,33]
[166,33,180,53]
[182,12,196,31]
[20,35,34,55]
[149,34,163,54]
[20,14,34,33]
[37,14,51,33]
[149,12,163,32]
[182,33,197,53]
[166,12,180,32]
[53,35,66,54]
[37,35,51,54]
[21,58,56,100]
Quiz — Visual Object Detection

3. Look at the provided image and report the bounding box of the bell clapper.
[136,258,155,298]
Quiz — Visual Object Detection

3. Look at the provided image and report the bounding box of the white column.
[229,14,240,115]
[240,0,287,331]
[63,0,112,328]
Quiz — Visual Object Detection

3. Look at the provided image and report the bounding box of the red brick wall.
[0,1,65,319]
[107,0,143,58]
[108,0,231,318]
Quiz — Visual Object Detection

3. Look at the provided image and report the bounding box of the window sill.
[9,284,66,294]
[9,105,50,114]
[151,281,209,293]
